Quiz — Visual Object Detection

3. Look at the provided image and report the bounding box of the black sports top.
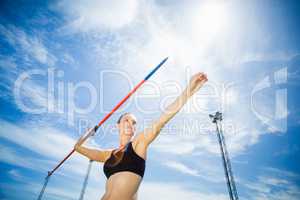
[103,142,146,179]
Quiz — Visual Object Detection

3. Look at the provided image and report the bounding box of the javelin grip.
[94,125,99,132]
[46,57,168,177]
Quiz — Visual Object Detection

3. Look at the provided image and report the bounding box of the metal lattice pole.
[79,160,93,200]
[210,112,239,200]
[218,122,239,200]
[37,173,51,200]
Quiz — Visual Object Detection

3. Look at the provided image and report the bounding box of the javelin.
[47,57,168,177]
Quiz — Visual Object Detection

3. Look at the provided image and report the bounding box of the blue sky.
[0,0,300,199]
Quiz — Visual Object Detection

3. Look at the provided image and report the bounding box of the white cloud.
[262,167,300,179]
[0,24,56,66]
[7,169,25,183]
[3,71,80,125]
[0,120,98,178]
[163,160,200,177]
[241,51,300,63]
[150,114,261,157]
[61,52,76,64]
[0,144,49,171]
[14,79,50,112]
[0,181,81,200]
[156,154,228,184]
[55,0,139,32]
[0,57,17,69]
[0,120,75,159]
[241,168,300,200]
[259,176,290,186]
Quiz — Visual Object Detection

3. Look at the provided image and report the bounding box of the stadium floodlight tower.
[209,112,239,200]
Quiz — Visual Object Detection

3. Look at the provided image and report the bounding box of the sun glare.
[194,2,228,38]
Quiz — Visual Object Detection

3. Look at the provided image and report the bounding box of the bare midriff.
[101,171,142,200]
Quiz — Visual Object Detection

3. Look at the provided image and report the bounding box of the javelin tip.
[161,57,169,65]
[144,57,169,80]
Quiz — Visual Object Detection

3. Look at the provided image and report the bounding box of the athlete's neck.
[119,137,131,149]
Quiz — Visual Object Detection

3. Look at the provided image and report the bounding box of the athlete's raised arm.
[140,72,208,146]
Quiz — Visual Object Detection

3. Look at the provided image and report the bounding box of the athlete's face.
[118,114,137,137]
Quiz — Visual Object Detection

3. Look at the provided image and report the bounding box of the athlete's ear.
[116,122,121,130]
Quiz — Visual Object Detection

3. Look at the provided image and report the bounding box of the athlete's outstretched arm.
[74,134,112,162]
[142,72,208,145]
